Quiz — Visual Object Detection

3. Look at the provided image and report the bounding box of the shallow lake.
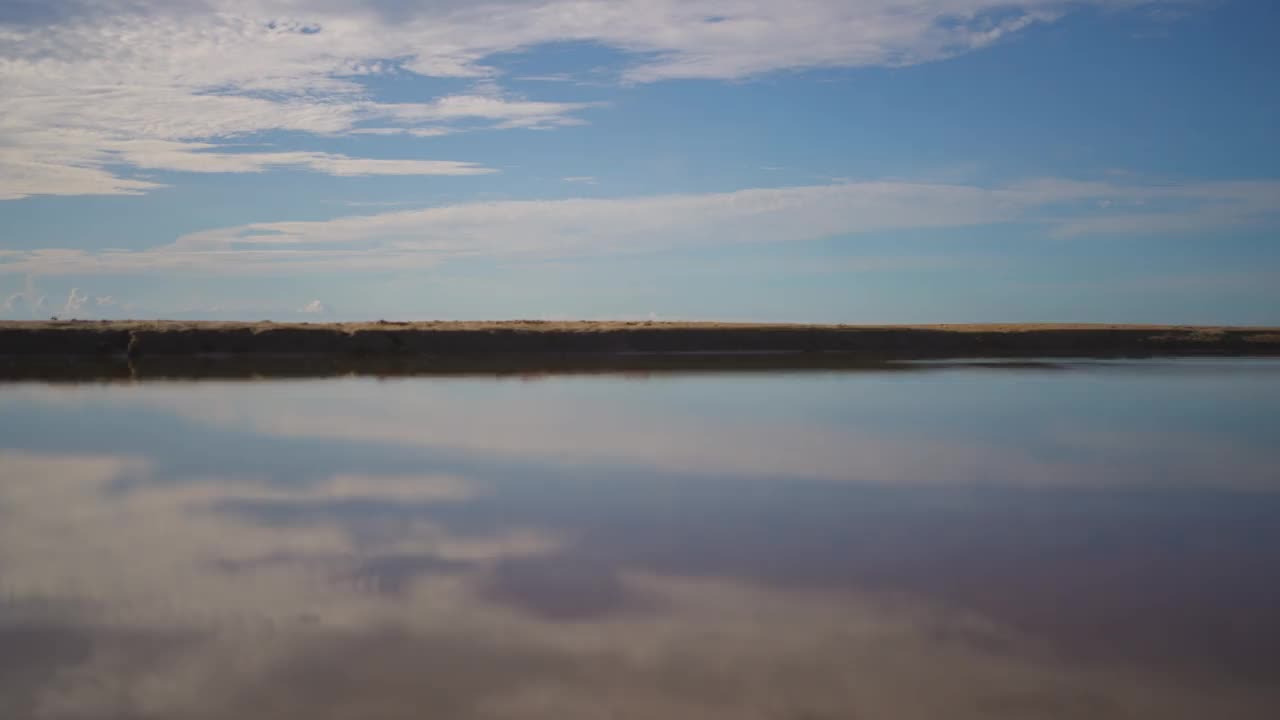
[2,359,1279,719]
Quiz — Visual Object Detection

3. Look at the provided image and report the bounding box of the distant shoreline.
[2,321,1278,366]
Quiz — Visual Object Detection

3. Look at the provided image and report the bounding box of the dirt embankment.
[1,320,1278,360]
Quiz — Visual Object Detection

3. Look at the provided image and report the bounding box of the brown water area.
[2,358,1279,718]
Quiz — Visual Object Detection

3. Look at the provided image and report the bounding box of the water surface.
[2,359,1279,719]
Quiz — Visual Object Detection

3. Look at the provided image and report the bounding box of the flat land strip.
[2,321,1278,360]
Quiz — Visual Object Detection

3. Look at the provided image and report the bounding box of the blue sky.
[1,0,1278,323]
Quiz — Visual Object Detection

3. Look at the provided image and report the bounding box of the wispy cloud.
[369,96,602,130]
[4,176,1275,277]
[342,200,433,208]
[0,1,1187,199]
[349,127,454,137]
[1012,178,1280,236]
[106,141,496,177]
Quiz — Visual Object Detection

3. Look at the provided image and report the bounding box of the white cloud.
[370,96,601,129]
[349,127,454,137]
[299,299,334,314]
[0,1,1189,199]
[1009,178,1280,236]
[61,287,89,315]
[0,119,500,199]
[0,157,165,200]
[1,48,587,197]
[2,177,1277,276]
[1,284,124,319]
[0,276,51,317]
[106,140,496,177]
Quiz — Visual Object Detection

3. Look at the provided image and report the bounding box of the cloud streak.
[3,177,1276,276]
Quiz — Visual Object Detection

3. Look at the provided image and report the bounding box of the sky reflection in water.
[2,360,1279,719]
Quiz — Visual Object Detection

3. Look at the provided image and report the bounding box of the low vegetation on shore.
[1,320,1277,360]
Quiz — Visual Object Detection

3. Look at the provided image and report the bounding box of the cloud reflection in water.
[2,364,1280,718]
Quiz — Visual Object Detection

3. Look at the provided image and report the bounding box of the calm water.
[2,359,1279,719]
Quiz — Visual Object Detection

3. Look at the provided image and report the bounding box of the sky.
[1,0,1278,324]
